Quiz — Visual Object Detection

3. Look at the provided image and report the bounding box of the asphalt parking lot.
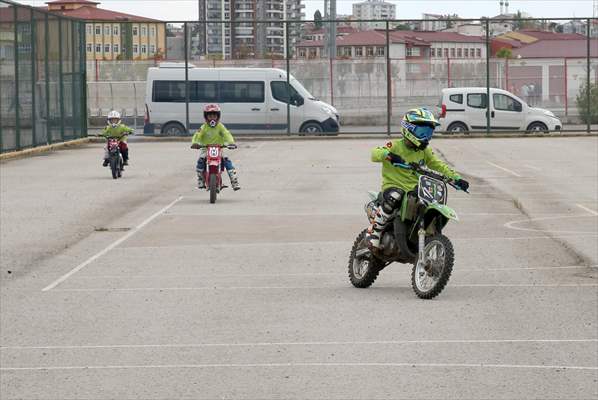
[1,137,597,399]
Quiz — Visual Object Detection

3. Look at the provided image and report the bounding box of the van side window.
[219,81,264,103]
[467,93,487,109]
[271,81,303,104]
[493,93,522,112]
[449,94,463,104]
[192,81,218,102]
[153,81,186,102]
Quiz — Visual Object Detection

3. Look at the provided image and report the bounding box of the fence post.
[485,18,490,135]
[72,20,77,138]
[81,21,88,137]
[58,17,65,141]
[13,5,21,150]
[386,20,392,136]
[329,57,334,106]
[184,22,190,134]
[586,18,591,133]
[446,56,451,88]
[30,8,37,147]
[564,58,568,117]
[44,13,50,144]
[285,20,291,135]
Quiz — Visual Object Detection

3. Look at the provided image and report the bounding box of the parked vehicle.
[106,138,124,179]
[194,144,237,204]
[437,87,562,133]
[348,162,468,299]
[144,64,340,135]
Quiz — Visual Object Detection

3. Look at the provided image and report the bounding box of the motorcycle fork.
[416,217,426,271]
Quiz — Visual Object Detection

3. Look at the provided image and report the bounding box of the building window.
[141,26,147,36]
[464,48,469,57]
[470,48,475,57]
[86,43,92,52]
[476,48,482,57]
[95,25,101,35]
[299,48,306,58]
[113,26,119,36]
[376,46,385,56]
[95,44,101,53]
[430,48,435,57]
[150,26,155,36]
[407,47,420,57]
[113,44,119,53]
[355,47,363,57]
[141,45,147,54]
[86,25,92,35]
[104,44,110,53]
[343,47,352,57]
[133,44,138,53]
[366,46,374,57]
[450,48,455,58]
[150,45,155,53]
[309,48,317,59]
[457,48,462,57]
[133,26,138,36]
[104,26,110,35]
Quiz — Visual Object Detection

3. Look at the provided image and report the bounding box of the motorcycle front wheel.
[411,234,454,299]
[110,156,119,179]
[209,174,218,204]
[348,229,384,288]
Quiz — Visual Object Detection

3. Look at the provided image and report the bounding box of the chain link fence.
[0,0,87,153]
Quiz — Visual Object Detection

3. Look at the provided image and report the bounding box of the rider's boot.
[197,171,206,189]
[228,169,240,191]
[122,148,129,166]
[367,207,390,249]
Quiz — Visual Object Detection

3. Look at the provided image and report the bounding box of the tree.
[394,23,411,31]
[576,80,598,124]
[496,47,513,59]
[314,10,323,29]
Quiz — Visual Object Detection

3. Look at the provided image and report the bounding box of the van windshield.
[290,77,316,100]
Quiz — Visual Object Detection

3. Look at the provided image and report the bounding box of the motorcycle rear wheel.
[348,229,384,288]
[209,174,218,204]
[411,234,454,299]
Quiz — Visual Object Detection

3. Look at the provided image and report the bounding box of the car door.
[267,80,304,134]
[466,92,488,131]
[218,80,267,134]
[491,93,525,131]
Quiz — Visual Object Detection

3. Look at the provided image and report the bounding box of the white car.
[437,87,562,133]
[144,64,339,135]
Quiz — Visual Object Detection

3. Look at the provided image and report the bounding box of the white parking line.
[2,338,596,350]
[486,162,523,177]
[2,362,596,372]
[504,214,598,234]
[524,164,542,171]
[576,204,598,216]
[41,196,184,292]
[50,283,598,292]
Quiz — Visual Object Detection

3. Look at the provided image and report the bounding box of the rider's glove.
[386,152,403,164]
[454,179,470,192]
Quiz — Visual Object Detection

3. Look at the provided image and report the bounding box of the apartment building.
[352,0,396,30]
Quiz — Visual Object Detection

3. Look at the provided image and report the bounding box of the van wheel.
[526,122,548,133]
[447,122,469,134]
[161,122,186,136]
[300,122,323,134]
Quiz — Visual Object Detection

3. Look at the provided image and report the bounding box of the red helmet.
[203,103,221,127]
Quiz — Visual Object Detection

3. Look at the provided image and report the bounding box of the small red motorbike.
[193,144,237,203]
[106,138,124,179]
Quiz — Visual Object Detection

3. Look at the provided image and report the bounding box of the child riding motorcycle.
[190,104,241,191]
[101,110,133,167]
[367,107,470,249]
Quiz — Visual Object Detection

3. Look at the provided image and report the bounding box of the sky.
[19,0,596,22]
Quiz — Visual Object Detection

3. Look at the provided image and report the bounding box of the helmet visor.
[413,125,435,142]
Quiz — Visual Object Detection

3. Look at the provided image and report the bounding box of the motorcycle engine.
[380,232,398,257]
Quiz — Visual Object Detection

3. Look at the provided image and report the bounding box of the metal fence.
[83,17,597,135]
[0,0,87,153]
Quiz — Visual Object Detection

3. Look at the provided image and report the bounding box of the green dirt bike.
[348,162,468,299]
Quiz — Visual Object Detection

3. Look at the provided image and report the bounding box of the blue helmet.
[401,108,440,150]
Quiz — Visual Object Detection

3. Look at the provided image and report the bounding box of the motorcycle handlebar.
[191,144,237,150]
[392,161,469,193]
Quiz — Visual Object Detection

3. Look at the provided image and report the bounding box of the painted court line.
[486,161,523,177]
[576,204,598,216]
[2,362,596,372]
[41,196,184,292]
[50,283,598,292]
[2,338,596,351]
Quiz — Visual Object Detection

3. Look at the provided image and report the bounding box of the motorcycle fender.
[208,165,219,174]
[426,203,459,221]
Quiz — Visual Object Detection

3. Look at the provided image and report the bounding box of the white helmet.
[107,110,121,128]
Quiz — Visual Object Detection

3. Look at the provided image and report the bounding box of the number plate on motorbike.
[208,147,220,158]
[418,175,447,205]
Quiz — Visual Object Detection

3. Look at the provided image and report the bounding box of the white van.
[144,64,340,135]
[437,87,562,133]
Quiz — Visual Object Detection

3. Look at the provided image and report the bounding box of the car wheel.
[447,122,469,134]
[161,122,186,136]
[300,122,323,134]
[526,122,548,133]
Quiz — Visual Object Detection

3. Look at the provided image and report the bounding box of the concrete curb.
[106,131,598,143]
[0,138,91,162]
